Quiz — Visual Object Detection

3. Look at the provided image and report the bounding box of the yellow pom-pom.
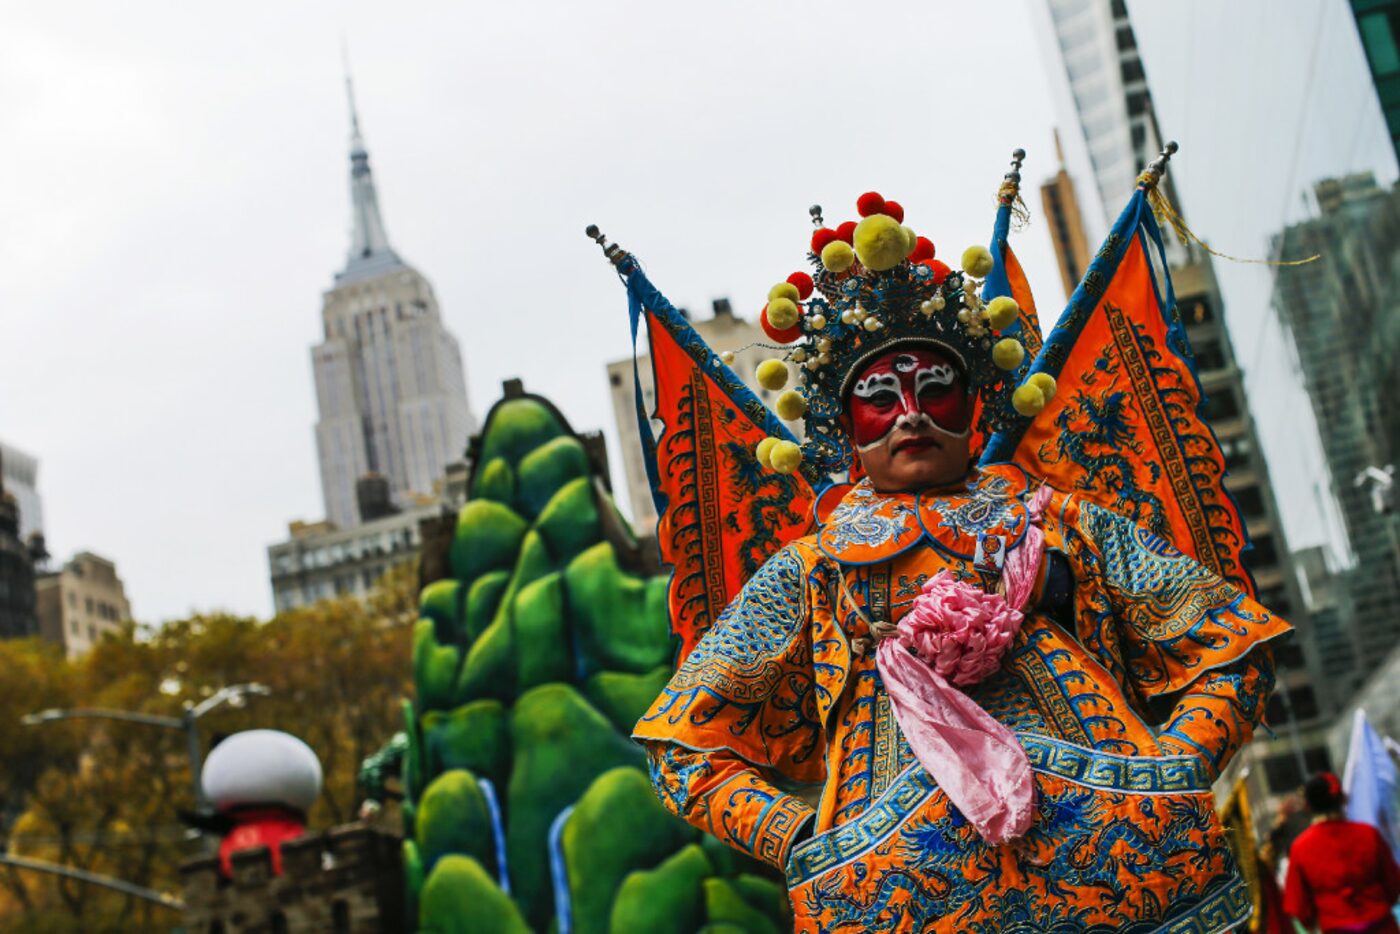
[768,440,803,474]
[755,437,779,469]
[768,282,800,304]
[986,295,1020,331]
[755,359,789,392]
[1028,372,1058,401]
[768,297,800,329]
[775,389,808,421]
[902,226,918,255]
[821,240,855,273]
[853,215,908,271]
[1012,383,1046,417]
[992,338,1024,371]
[961,245,994,278]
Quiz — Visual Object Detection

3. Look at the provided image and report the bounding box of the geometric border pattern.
[788,733,1214,886]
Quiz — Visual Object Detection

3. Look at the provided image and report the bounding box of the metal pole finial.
[584,224,629,266]
[1140,140,1179,189]
[1003,148,1026,186]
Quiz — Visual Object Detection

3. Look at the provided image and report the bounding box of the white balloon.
[201,730,323,811]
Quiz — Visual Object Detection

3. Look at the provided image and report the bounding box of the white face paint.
[915,363,958,395]
[850,355,970,453]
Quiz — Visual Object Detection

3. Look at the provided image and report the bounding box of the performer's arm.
[634,546,824,869]
[1076,501,1290,775]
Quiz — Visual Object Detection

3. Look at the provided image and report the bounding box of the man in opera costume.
[594,148,1288,932]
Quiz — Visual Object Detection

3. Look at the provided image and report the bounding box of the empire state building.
[311,84,475,529]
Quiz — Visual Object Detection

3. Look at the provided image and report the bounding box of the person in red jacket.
[1284,772,1400,933]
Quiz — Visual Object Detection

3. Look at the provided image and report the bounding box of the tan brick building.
[35,551,131,658]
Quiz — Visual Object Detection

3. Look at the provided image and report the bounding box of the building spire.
[338,48,399,282]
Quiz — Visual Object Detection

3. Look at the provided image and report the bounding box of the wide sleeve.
[1074,499,1291,700]
[1154,649,1275,778]
[634,545,823,868]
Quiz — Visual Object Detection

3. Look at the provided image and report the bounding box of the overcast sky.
[2,1,1393,623]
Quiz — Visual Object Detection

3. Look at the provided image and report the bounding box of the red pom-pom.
[810,228,837,254]
[856,191,886,217]
[760,305,803,343]
[835,221,858,244]
[882,200,905,223]
[923,258,952,285]
[786,271,814,299]
[908,236,935,262]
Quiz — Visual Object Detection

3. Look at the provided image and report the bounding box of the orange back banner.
[1010,228,1253,595]
[628,266,815,660]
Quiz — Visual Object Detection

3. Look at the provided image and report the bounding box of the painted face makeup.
[848,348,971,449]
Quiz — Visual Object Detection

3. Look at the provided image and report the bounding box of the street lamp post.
[22,682,271,816]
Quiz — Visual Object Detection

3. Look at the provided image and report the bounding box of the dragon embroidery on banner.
[722,430,807,578]
[658,373,810,641]
[1028,299,1248,592]
[1038,379,1168,535]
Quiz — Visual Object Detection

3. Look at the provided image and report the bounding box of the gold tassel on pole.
[997,148,1032,231]
[1136,141,1319,267]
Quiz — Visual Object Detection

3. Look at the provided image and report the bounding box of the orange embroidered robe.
[636,464,1289,933]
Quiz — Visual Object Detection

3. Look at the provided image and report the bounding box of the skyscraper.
[0,440,43,544]
[1351,0,1400,160]
[1271,174,1400,697]
[1032,0,1330,807]
[311,80,475,529]
[0,449,37,639]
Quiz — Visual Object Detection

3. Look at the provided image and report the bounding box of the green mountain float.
[399,385,791,933]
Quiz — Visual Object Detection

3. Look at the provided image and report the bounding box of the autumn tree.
[0,562,416,932]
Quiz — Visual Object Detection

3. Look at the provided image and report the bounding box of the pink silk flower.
[875,484,1052,845]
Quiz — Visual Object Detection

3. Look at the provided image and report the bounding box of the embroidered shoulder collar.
[817,463,1031,565]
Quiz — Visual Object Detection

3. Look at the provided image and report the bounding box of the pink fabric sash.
[874,484,1052,845]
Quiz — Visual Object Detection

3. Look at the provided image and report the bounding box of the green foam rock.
[413,619,460,713]
[403,838,424,928]
[535,476,602,565]
[418,854,529,934]
[449,500,528,584]
[422,699,508,789]
[698,834,772,881]
[506,685,647,929]
[402,699,424,814]
[453,611,515,705]
[517,436,592,519]
[731,874,792,928]
[582,665,671,733]
[477,398,568,468]
[420,579,465,644]
[513,574,572,692]
[703,878,781,934]
[415,769,494,874]
[608,843,713,934]
[473,456,516,506]
[512,528,561,596]
[563,767,697,934]
[464,570,510,641]
[567,543,671,676]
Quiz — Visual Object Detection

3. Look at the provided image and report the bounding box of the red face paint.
[847,348,971,447]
